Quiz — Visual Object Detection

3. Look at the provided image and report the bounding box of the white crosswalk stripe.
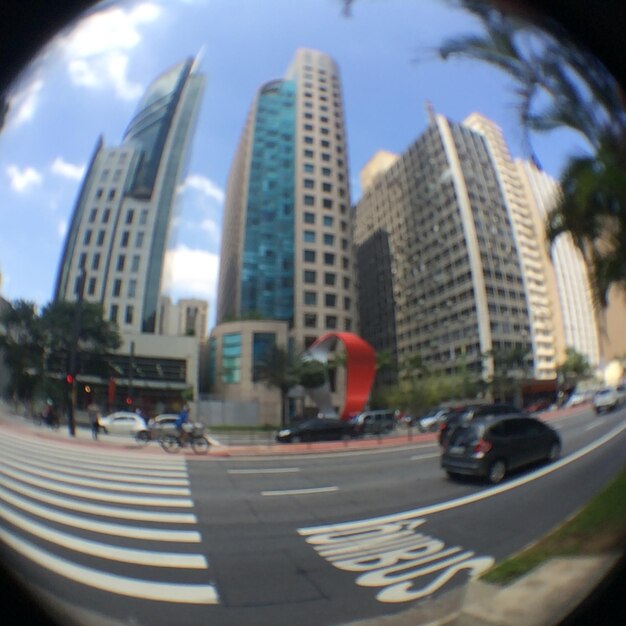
[0,429,219,604]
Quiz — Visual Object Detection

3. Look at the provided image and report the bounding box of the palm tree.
[437,0,626,306]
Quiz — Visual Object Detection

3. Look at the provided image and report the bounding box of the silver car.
[593,388,619,413]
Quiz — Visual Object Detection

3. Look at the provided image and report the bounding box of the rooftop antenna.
[425,100,436,125]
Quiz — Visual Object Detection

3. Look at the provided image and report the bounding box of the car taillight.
[473,439,492,457]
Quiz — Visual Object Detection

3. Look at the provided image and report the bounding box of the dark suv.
[438,403,520,447]
[441,414,561,484]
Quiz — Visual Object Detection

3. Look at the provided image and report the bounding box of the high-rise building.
[463,113,562,380]
[55,58,205,335]
[216,48,356,348]
[354,112,533,388]
[213,49,356,422]
[53,58,206,410]
[517,160,601,367]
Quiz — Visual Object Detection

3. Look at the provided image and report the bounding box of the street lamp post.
[67,269,86,437]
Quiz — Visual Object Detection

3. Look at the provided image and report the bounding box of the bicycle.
[159,426,210,455]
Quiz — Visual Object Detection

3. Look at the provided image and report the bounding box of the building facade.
[213,49,356,422]
[53,58,206,411]
[463,113,562,380]
[354,112,533,388]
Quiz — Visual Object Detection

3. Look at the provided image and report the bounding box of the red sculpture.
[304,332,376,419]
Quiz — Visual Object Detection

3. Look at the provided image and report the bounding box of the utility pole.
[67,269,86,437]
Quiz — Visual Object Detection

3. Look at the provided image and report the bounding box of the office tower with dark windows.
[213,49,356,422]
[53,58,205,406]
[55,58,205,335]
[354,111,533,385]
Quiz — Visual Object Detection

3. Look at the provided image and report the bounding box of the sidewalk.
[1,402,618,626]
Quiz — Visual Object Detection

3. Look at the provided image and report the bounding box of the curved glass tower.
[54,58,205,334]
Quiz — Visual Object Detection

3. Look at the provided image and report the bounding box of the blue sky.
[0,0,588,327]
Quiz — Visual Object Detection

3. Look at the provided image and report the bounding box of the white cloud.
[57,219,68,239]
[57,2,162,100]
[51,157,85,180]
[162,245,219,302]
[7,78,44,127]
[6,165,43,192]
[200,218,221,239]
[180,174,225,203]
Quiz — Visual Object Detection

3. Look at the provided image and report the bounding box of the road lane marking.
[0,456,190,495]
[1,476,197,523]
[409,452,440,461]
[228,468,300,474]
[0,465,193,507]
[262,486,338,496]
[0,504,207,568]
[0,486,201,541]
[0,526,219,604]
[299,420,626,535]
[1,432,187,470]
[584,419,604,432]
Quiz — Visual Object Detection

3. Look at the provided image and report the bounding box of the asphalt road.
[0,405,625,625]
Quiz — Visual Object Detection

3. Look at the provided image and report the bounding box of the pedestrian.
[87,401,101,440]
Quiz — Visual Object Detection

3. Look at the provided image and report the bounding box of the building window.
[89,208,97,223]
[304,249,316,263]
[222,333,241,384]
[135,232,144,248]
[102,208,110,223]
[78,253,86,268]
[323,215,333,226]
[87,277,96,296]
[140,209,148,225]
[304,179,314,189]
[131,255,140,272]
[304,230,315,243]
[304,212,315,224]
[117,255,125,271]
[97,230,105,246]
[109,304,118,323]
[325,293,336,307]
[252,333,276,382]
[324,253,335,265]
[345,318,352,331]
[125,305,133,324]
[121,231,129,247]
[304,149,314,158]
[108,189,116,201]
[344,297,351,310]
[324,272,336,286]
[126,209,134,225]
[304,291,317,305]
[323,234,334,245]
[113,279,122,297]
[325,315,337,329]
[127,279,136,298]
[83,230,92,245]
[304,195,315,206]
[304,163,314,173]
[304,270,316,284]
[322,182,332,192]
[304,313,317,328]
[323,198,333,209]
[92,253,100,270]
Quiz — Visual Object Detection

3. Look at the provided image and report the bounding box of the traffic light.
[125,396,133,406]
[66,373,74,384]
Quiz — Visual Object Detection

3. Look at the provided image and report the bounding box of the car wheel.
[135,430,150,445]
[487,459,506,484]
[548,442,561,462]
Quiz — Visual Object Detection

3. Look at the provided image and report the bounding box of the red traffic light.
[66,374,74,384]
[125,396,133,405]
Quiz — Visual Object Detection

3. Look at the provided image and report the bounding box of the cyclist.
[175,405,190,443]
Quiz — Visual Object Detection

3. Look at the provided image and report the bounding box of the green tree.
[255,344,301,427]
[0,300,42,404]
[558,347,591,386]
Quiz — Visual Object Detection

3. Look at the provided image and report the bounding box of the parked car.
[564,391,591,407]
[98,411,147,436]
[438,403,521,447]
[276,418,355,443]
[134,413,182,443]
[349,410,396,435]
[441,414,561,484]
[592,388,620,413]
[415,407,454,432]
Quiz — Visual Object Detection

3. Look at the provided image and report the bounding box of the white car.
[592,388,619,413]
[99,411,148,436]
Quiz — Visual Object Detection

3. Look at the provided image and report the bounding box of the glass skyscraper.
[54,58,205,335]
[217,49,356,352]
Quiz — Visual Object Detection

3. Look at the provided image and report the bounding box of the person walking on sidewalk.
[87,401,101,440]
